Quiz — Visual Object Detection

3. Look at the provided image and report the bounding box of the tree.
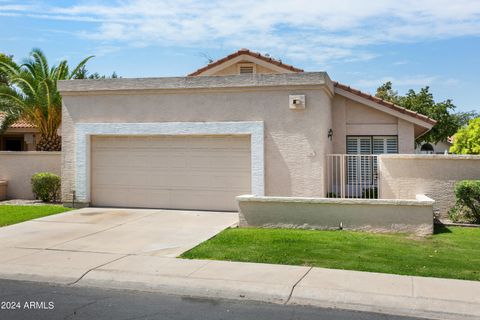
[0,53,13,85]
[74,65,119,79]
[375,81,475,144]
[0,48,93,151]
[450,117,480,154]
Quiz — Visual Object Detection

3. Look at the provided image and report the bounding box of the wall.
[379,155,480,218]
[0,152,61,199]
[331,96,415,154]
[61,86,334,203]
[238,195,434,235]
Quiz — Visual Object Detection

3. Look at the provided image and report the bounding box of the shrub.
[450,180,480,223]
[31,172,61,203]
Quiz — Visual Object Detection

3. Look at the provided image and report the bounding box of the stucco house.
[0,113,38,151]
[58,49,436,211]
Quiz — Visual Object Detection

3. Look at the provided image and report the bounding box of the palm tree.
[0,49,93,151]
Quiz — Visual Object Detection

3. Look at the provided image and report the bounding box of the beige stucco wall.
[61,87,334,203]
[238,195,434,235]
[0,152,61,199]
[379,155,480,218]
[331,96,415,154]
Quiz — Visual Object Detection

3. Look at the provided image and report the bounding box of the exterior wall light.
[328,129,333,141]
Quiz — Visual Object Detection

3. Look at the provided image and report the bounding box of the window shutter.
[386,137,398,153]
[372,137,398,154]
[347,137,371,154]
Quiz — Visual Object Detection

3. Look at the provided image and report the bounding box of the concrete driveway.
[0,208,238,283]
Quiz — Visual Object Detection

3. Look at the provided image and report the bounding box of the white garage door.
[91,135,251,211]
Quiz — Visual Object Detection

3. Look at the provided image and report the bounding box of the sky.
[1,0,479,112]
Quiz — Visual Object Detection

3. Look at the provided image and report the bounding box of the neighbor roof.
[0,112,36,129]
[188,49,304,76]
[333,82,437,126]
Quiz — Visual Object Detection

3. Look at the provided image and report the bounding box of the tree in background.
[450,118,480,154]
[375,81,477,144]
[0,48,93,151]
[0,53,13,85]
[74,65,119,79]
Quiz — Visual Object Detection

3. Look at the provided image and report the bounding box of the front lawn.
[181,226,480,281]
[0,205,72,227]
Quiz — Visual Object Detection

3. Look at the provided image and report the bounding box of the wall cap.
[58,72,331,94]
[379,154,480,160]
[237,195,435,206]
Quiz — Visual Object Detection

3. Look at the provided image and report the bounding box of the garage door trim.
[74,121,264,203]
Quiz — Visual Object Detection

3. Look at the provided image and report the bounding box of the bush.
[31,172,61,203]
[450,180,480,223]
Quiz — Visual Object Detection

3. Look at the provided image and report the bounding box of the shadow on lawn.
[434,225,453,234]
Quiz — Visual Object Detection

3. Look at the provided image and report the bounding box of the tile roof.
[0,112,36,129]
[333,82,437,126]
[188,49,304,76]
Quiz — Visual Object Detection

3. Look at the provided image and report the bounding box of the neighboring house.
[58,49,436,211]
[0,113,38,151]
[416,138,452,154]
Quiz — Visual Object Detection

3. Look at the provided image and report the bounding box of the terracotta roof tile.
[333,82,437,126]
[0,112,36,129]
[188,49,304,76]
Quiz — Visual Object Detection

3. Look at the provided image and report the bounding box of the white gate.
[327,154,380,199]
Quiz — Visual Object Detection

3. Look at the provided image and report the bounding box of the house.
[57,49,436,211]
[416,138,452,154]
[0,113,38,151]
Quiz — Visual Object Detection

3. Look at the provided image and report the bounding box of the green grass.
[181,226,480,281]
[0,205,72,227]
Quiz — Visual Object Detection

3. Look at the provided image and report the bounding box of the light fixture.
[328,129,333,141]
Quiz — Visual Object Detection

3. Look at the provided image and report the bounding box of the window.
[346,136,398,186]
[238,63,255,74]
[2,137,24,151]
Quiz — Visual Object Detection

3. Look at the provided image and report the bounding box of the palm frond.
[69,55,95,79]
[0,112,20,134]
[30,48,50,78]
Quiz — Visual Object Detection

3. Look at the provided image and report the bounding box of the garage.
[91,135,251,211]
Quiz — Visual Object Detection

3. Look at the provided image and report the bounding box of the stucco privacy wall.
[237,195,434,235]
[379,155,480,217]
[59,73,334,203]
[331,95,415,154]
[0,152,61,199]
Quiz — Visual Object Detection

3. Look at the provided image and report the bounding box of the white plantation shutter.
[372,136,398,154]
[347,136,398,187]
[346,137,372,185]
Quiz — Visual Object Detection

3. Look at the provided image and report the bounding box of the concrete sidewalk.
[0,253,478,320]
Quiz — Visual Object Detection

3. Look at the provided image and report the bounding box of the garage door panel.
[91,135,251,211]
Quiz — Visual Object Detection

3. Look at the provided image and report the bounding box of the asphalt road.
[0,279,428,320]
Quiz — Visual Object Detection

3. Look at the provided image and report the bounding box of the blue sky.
[1,0,479,112]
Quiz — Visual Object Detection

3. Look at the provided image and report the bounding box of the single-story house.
[58,49,436,211]
[416,139,453,154]
[0,113,38,151]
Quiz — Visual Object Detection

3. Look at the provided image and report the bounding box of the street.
[0,279,428,320]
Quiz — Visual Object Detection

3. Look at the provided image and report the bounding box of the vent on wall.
[238,63,255,74]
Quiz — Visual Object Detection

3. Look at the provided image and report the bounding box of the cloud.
[2,0,480,66]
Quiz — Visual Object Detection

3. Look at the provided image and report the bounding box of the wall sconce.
[327,129,333,141]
